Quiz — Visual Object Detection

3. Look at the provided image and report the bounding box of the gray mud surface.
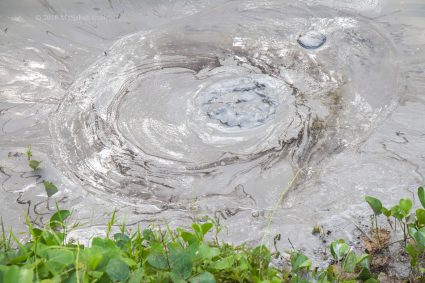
[0,0,424,265]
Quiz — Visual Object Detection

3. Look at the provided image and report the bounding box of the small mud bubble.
[297,31,326,49]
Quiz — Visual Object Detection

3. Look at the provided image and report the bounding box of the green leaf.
[252,245,272,269]
[37,264,53,280]
[179,229,198,244]
[210,256,234,270]
[147,253,169,270]
[356,254,371,269]
[192,223,201,234]
[342,251,356,273]
[381,207,391,217]
[200,222,213,236]
[416,209,425,225]
[32,228,43,238]
[356,266,372,280]
[399,198,413,215]
[169,272,186,283]
[326,265,335,280]
[290,252,311,272]
[365,196,382,216]
[49,210,71,230]
[408,226,418,238]
[105,258,129,282]
[46,249,74,273]
[150,241,166,254]
[298,259,312,269]
[114,233,130,248]
[330,239,350,261]
[143,229,154,241]
[418,187,425,209]
[44,181,58,197]
[390,205,404,220]
[4,266,33,283]
[120,257,137,268]
[415,228,425,247]
[406,243,418,267]
[39,230,64,246]
[81,247,103,270]
[39,276,62,283]
[91,237,118,252]
[170,251,193,280]
[189,271,216,283]
[62,271,80,283]
[235,256,249,272]
[87,270,104,279]
[127,268,144,283]
[196,244,220,261]
[29,160,41,171]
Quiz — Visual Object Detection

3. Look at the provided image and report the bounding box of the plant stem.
[387,218,394,230]
[375,216,381,245]
[401,221,407,247]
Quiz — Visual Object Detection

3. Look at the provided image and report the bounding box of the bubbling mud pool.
[51,2,398,207]
[1,0,424,266]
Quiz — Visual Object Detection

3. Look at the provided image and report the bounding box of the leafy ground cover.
[0,149,422,282]
[0,207,377,283]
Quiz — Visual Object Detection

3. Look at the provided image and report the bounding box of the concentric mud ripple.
[50,2,399,209]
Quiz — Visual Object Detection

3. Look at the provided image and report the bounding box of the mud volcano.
[50,2,399,214]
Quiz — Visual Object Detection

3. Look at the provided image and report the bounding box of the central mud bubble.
[198,76,289,130]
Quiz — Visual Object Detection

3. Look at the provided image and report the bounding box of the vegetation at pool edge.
[365,186,425,281]
[0,207,377,283]
[2,187,425,282]
[3,148,424,281]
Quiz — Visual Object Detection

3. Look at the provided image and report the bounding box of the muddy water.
[0,0,424,262]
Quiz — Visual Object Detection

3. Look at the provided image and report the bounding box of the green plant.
[26,145,41,171]
[0,208,380,283]
[25,145,32,160]
[26,147,59,197]
[43,181,58,197]
[365,186,425,280]
[364,196,386,246]
[0,209,283,282]
[313,239,374,283]
[365,195,414,247]
[28,160,41,171]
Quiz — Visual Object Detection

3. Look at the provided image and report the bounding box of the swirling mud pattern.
[50,2,399,214]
